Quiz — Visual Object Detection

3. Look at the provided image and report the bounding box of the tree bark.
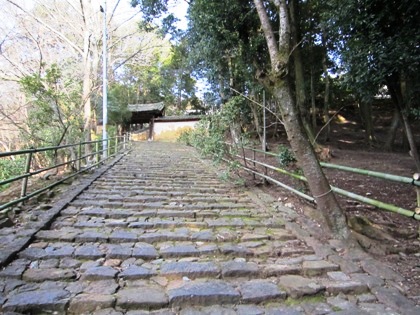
[384,108,400,151]
[253,0,350,239]
[386,72,420,172]
[321,29,331,142]
[358,101,376,145]
[310,66,317,129]
[289,0,316,145]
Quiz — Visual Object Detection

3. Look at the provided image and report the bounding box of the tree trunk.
[310,66,317,129]
[253,0,350,239]
[249,101,263,143]
[289,0,316,145]
[321,30,331,142]
[358,101,376,145]
[386,72,420,172]
[384,108,400,150]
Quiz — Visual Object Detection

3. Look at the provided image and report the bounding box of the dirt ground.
[237,102,420,302]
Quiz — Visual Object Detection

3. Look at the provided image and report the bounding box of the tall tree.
[253,0,350,239]
[324,0,420,170]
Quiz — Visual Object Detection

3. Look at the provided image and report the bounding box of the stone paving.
[0,142,419,314]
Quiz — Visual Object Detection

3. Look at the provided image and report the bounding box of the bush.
[277,145,296,166]
[0,158,26,192]
[178,117,227,162]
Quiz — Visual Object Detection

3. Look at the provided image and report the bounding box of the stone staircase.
[0,142,418,314]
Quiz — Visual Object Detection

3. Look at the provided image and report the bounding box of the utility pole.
[101,1,108,159]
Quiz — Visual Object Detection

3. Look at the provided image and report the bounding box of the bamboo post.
[414,173,420,210]
[20,150,33,199]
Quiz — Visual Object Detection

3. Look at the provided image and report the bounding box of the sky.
[167,0,189,30]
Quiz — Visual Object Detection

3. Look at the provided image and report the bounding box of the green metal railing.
[0,135,131,214]
[226,143,420,220]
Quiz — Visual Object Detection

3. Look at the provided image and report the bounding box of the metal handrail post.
[77,142,82,171]
[115,137,119,154]
[252,149,256,180]
[96,141,100,164]
[107,138,111,158]
[20,150,33,199]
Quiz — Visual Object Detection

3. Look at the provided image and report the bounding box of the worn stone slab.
[197,244,218,255]
[235,305,265,315]
[106,245,132,259]
[125,309,175,315]
[239,280,286,303]
[300,302,333,315]
[74,244,104,259]
[219,244,252,257]
[240,233,269,242]
[361,259,405,282]
[119,265,157,279]
[2,289,70,313]
[324,280,368,295]
[160,261,219,279]
[39,258,59,268]
[168,280,240,307]
[359,302,400,315]
[132,243,159,259]
[105,219,129,228]
[36,229,80,242]
[116,286,168,310]
[45,244,75,258]
[221,261,259,278]
[160,244,199,257]
[302,260,340,276]
[83,279,119,294]
[67,294,115,314]
[372,286,420,315]
[109,230,139,243]
[327,271,351,281]
[0,259,29,279]
[180,305,236,315]
[75,231,108,242]
[138,232,169,243]
[328,255,362,274]
[350,273,384,289]
[22,268,76,282]
[82,266,118,281]
[265,305,304,315]
[263,264,302,277]
[59,257,82,269]
[281,247,314,257]
[19,247,47,260]
[278,275,325,298]
[79,207,108,216]
[190,230,215,242]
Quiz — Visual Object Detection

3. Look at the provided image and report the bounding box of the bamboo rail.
[227,143,420,221]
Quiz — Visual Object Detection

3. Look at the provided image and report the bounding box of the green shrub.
[0,158,26,191]
[277,145,296,166]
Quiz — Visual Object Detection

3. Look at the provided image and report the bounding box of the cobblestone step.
[1,142,418,314]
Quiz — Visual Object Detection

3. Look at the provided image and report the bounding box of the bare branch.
[5,0,83,55]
